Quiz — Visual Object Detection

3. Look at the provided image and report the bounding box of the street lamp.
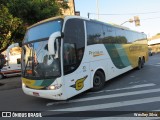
[121,16,140,26]
[121,19,133,25]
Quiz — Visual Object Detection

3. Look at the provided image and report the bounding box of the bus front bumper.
[22,84,67,100]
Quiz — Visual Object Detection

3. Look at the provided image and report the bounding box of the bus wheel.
[137,59,142,70]
[141,58,145,68]
[91,70,105,92]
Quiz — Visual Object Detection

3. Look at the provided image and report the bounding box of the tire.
[137,59,142,70]
[91,70,105,92]
[141,58,145,68]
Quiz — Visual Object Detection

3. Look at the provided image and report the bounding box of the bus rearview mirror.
[48,32,61,56]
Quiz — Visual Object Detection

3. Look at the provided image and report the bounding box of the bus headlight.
[47,84,62,90]
[22,83,25,87]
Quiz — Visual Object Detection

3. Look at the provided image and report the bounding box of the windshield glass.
[22,19,62,79]
[24,19,62,43]
[22,40,61,79]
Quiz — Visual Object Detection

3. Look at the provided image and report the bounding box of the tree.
[7,0,69,25]
[0,0,69,52]
[0,5,23,53]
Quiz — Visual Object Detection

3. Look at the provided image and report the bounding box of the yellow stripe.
[93,53,104,57]
[22,77,44,89]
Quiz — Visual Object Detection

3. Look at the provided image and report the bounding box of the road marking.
[89,83,155,93]
[49,96,160,111]
[148,64,160,67]
[46,83,156,106]
[84,117,159,120]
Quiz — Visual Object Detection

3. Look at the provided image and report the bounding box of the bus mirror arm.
[54,39,59,59]
[48,32,61,56]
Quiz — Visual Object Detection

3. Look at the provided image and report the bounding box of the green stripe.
[41,79,55,87]
[34,80,44,86]
[32,79,55,87]
[104,44,130,69]
[115,44,130,67]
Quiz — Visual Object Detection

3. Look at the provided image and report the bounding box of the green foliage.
[7,0,69,25]
[7,0,65,25]
[0,5,23,52]
[0,0,69,52]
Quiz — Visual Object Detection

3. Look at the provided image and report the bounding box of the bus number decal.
[70,75,88,91]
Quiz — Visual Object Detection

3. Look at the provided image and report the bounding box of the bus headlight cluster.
[22,83,26,87]
[47,84,62,90]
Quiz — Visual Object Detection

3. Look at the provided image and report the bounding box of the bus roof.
[27,15,146,36]
[28,16,65,29]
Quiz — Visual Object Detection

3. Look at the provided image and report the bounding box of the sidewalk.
[0,76,21,91]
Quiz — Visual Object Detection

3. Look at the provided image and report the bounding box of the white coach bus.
[21,16,148,100]
[0,43,21,79]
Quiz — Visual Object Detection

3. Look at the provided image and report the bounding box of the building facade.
[59,0,75,15]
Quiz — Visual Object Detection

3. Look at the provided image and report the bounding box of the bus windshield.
[24,19,62,43]
[22,19,62,79]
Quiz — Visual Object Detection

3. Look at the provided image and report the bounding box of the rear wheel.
[91,70,105,92]
[141,57,145,68]
[137,58,142,70]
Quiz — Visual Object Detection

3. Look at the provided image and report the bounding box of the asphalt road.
[0,54,160,119]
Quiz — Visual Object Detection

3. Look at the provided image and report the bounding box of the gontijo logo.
[70,75,88,91]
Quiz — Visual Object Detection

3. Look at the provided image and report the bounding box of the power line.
[142,17,160,20]
[89,11,160,16]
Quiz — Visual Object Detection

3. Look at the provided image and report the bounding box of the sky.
[74,0,160,37]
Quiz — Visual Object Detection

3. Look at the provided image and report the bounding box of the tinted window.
[24,19,62,43]
[125,30,134,43]
[63,19,85,75]
[101,25,117,44]
[86,21,103,45]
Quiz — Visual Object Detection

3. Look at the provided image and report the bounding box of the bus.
[0,43,21,79]
[21,16,148,100]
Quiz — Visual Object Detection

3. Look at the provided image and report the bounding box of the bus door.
[63,61,90,99]
[62,18,90,99]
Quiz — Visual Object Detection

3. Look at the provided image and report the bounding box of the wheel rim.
[93,74,101,86]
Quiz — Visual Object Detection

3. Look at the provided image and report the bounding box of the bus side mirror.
[48,32,61,56]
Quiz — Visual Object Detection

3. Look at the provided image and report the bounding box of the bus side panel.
[122,42,148,68]
[64,62,91,99]
[86,44,133,87]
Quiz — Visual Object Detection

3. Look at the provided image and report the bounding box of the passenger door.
[63,18,91,99]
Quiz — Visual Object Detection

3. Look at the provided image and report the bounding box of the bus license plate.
[33,92,40,97]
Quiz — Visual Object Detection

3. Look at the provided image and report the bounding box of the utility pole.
[96,0,99,19]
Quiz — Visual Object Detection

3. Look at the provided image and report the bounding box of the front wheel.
[91,70,105,92]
